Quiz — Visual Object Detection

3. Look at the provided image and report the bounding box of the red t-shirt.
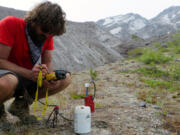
[0,16,54,69]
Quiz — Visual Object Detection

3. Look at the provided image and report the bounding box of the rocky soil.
[1,60,179,135]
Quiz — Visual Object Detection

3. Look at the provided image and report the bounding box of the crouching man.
[0,1,71,124]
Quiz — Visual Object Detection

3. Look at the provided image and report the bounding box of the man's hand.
[43,80,59,89]
[31,64,48,81]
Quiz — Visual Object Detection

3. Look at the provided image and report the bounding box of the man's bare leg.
[0,74,18,104]
[0,74,18,126]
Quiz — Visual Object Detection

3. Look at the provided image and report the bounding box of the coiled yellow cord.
[34,65,49,120]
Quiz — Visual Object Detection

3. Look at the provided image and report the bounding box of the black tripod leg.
[46,108,55,125]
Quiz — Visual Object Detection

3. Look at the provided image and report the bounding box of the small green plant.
[156,99,166,107]
[90,68,97,80]
[95,103,104,108]
[145,95,157,104]
[137,90,157,104]
[156,110,168,116]
[70,93,85,99]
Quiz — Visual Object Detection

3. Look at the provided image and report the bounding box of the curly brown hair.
[25,1,66,35]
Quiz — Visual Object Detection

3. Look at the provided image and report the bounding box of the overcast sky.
[0,0,180,22]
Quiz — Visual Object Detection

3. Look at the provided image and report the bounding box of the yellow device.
[45,70,68,81]
[46,72,57,81]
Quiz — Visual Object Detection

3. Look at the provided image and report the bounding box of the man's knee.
[0,74,18,96]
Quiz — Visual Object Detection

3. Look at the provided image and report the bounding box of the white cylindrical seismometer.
[74,105,91,134]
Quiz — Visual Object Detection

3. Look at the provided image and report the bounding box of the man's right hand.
[31,64,48,82]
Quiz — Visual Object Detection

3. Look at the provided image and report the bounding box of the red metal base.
[84,96,95,113]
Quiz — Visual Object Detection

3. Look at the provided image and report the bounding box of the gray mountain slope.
[53,21,122,71]
[0,6,25,18]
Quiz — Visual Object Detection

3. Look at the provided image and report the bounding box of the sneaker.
[8,97,37,125]
[0,104,12,131]
[0,104,7,123]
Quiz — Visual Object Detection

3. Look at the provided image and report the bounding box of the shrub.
[172,31,180,46]
[139,48,172,64]
[137,66,169,78]
[153,42,161,48]
[169,63,180,80]
[167,31,180,50]
[128,48,144,57]
[142,79,172,89]
[131,34,139,39]
[174,45,180,54]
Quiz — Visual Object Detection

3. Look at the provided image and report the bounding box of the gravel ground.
[2,60,178,135]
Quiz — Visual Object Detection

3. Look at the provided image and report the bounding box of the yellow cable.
[34,86,39,112]
[41,88,48,117]
[34,65,49,120]
[34,66,42,113]
[37,66,43,88]
[36,88,48,120]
